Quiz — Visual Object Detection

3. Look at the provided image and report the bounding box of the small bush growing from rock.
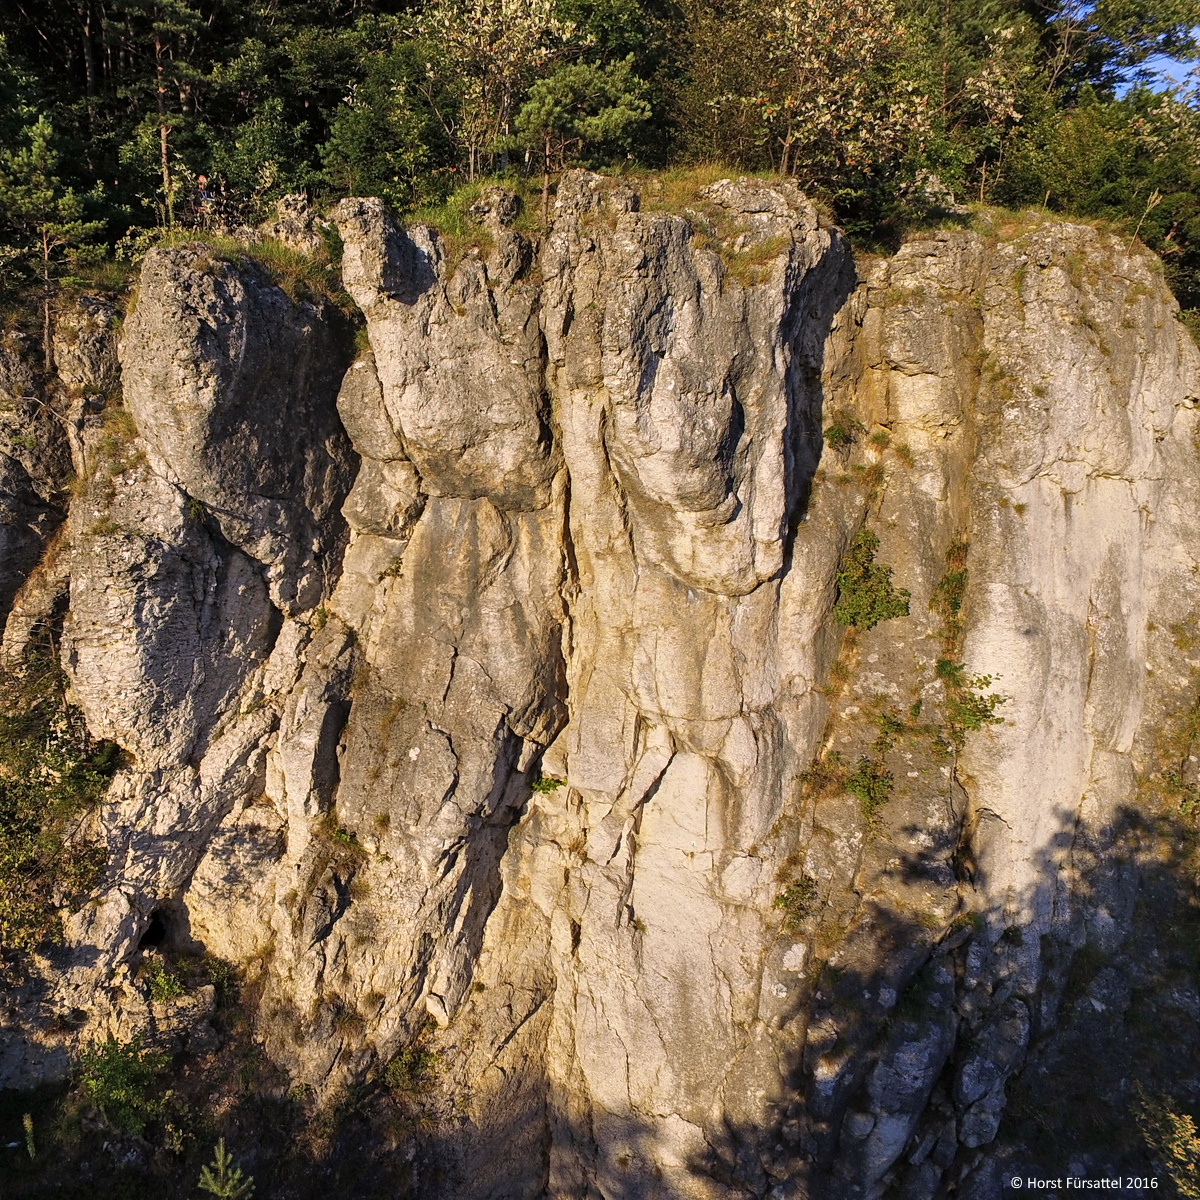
[834,529,910,630]
[384,1045,438,1096]
[845,755,894,825]
[142,956,184,1003]
[823,410,865,450]
[78,1036,168,1135]
[774,875,818,929]
[936,658,1006,745]
[318,813,369,863]
[930,538,970,638]
[203,953,239,1002]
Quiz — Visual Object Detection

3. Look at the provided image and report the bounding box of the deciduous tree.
[414,0,581,177]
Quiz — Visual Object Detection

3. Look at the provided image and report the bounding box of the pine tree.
[510,57,650,219]
[414,0,579,178]
[110,0,205,225]
[197,1138,255,1199]
[0,114,104,370]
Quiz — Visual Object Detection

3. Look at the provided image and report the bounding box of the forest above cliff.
[3,0,1200,331]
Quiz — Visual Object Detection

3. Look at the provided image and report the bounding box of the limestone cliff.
[3,175,1199,1199]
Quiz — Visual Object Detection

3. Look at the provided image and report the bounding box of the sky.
[1122,52,1197,95]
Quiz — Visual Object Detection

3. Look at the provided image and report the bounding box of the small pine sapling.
[198,1139,254,1199]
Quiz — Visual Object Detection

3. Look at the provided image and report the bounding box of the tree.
[0,115,104,369]
[78,1037,168,1135]
[1034,0,1200,95]
[414,0,581,178]
[205,96,309,218]
[110,0,206,226]
[0,33,37,148]
[895,0,1045,204]
[198,1138,255,1199]
[320,42,449,209]
[1134,1085,1200,1200]
[678,0,927,185]
[996,81,1200,310]
[510,56,650,218]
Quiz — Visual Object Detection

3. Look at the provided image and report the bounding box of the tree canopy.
[1,0,1199,316]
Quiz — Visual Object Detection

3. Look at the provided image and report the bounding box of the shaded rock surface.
[2,178,1199,1200]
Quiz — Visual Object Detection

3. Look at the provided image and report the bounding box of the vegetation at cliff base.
[0,655,119,962]
[198,1138,256,1199]
[2,0,1200,320]
[78,1037,169,1136]
[1134,1086,1200,1198]
[140,955,186,1003]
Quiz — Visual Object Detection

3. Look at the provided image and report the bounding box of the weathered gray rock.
[47,253,357,1014]
[53,295,120,399]
[259,193,330,255]
[0,335,71,635]
[335,196,556,509]
[15,181,1200,1199]
[120,244,355,611]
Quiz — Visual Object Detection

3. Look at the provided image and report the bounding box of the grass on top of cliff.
[412,176,545,230]
[149,229,353,313]
[0,654,119,963]
[633,163,774,210]
[631,164,810,286]
[408,164,776,228]
[406,175,549,275]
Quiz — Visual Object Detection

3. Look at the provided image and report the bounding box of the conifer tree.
[510,57,650,218]
[0,115,104,369]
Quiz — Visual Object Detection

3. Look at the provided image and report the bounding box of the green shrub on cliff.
[1134,1085,1200,1200]
[845,754,895,824]
[834,528,911,631]
[384,1041,438,1094]
[141,956,185,1003]
[774,875,819,929]
[78,1036,168,1135]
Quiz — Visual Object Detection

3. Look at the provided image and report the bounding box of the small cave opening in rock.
[138,910,168,949]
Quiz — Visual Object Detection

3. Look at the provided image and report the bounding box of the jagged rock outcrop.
[120,246,355,611]
[1,298,119,660]
[3,178,1199,1200]
[0,338,69,633]
[38,255,356,1040]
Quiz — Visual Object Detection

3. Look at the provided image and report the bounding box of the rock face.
[0,337,69,636]
[4,178,1200,1199]
[119,246,355,611]
[1,298,119,659]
